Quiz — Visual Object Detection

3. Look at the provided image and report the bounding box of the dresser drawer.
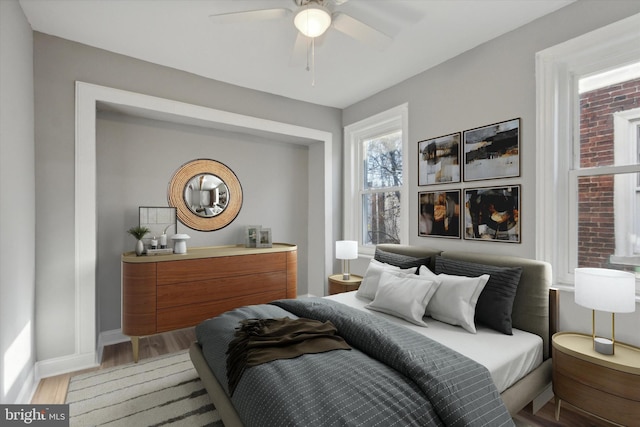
[157,271,287,309]
[157,252,286,285]
[156,289,286,332]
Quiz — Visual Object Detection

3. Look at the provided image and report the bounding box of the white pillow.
[419,266,489,333]
[356,259,417,300]
[365,270,440,327]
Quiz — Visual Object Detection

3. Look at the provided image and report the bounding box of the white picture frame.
[257,228,272,248]
[245,225,261,248]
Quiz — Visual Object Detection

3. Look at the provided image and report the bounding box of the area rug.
[65,350,224,426]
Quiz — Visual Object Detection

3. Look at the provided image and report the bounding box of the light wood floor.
[31,328,616,426]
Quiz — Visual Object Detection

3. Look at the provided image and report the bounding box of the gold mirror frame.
[168,159,243,231]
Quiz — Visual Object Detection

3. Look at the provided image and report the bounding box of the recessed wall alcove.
[75,82,333,364]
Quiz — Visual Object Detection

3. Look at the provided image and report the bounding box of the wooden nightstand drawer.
[328,274,362,295]
[553,371,639,425]
[552,332,640,426]
[553,348,640,401]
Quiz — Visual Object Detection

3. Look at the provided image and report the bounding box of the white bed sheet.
[325,291,543,393]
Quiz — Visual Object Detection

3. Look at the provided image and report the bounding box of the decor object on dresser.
[328,274,362,295]
[170,234,191,255]
[127,225,150,256]
[244,225,261,248]
[257,228,272,248]
[122,243,297,362]
[190,243,556,426]
[139,206,176,250]
[574,267,636,355]
[335,240,358,280]
[463,118,520,181]
[168,159,242,232]
[552,332,640,425]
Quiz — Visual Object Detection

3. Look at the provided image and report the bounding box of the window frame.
[610,107,640,263]
[344,104,409,255]
[536,13,640,293]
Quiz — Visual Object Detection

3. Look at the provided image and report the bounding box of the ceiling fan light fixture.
[294,3,331,38]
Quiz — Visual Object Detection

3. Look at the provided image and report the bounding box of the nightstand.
[552,332,640,425]
[328,274,363,295]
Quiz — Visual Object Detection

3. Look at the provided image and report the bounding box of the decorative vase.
[135,239,144,256]
[171,234,191,254]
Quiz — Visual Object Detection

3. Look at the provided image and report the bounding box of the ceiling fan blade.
[331,12,392,50]
[209,8,291,24]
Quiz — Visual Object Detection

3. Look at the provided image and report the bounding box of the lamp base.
[342,273,351,280]
[594,337,613,355]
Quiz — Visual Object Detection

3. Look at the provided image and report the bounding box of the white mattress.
[325,291,543,393]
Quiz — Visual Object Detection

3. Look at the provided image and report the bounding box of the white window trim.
[612,107,640,262]
[536,12,640,288]
[344,104,409,255]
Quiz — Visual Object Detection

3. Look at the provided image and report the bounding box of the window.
[573,71,640,275]
[536,14,640,293]
[344,104,408,254]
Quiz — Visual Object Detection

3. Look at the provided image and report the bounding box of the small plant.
[127,225,150,240]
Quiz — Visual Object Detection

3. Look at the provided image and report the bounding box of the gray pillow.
[435,256,522,335]
[374,248,430,271]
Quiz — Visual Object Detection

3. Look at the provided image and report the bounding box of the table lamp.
[336,240,358,280]
[574,267,636,355]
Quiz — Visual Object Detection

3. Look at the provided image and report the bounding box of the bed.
[190,244,556,426]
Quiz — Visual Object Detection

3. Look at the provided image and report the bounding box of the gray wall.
[343,0,640,346]
[96,113,310,332]
[34,33,342,360]
[0,0,36,403]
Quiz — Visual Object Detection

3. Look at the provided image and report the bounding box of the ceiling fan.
[208,0,392,50]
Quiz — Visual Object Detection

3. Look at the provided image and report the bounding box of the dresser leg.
[555,398,561,421]
[131,336,139,363]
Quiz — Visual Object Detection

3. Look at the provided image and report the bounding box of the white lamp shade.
[335,240,358,260]
[294,4,331,38]
[574,268,636,313]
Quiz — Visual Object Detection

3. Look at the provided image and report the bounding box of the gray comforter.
[195,297,514,427]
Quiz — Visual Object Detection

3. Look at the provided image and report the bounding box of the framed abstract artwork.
[464,185,520,242]
[418,190,461,238]
[463,118,520,181]
[418,132,461,185]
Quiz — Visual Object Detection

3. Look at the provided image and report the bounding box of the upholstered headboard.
[375,244,554,359]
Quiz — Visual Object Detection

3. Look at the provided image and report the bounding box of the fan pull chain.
[304,36,317,87]
[311,37,316,87]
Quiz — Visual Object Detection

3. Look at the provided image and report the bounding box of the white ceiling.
[19,0,574,109]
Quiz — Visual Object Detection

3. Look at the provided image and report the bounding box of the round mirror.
[184,173,229,217]
[168,159,242,231]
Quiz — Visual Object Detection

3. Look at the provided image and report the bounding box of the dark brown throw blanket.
[226,317,351,395]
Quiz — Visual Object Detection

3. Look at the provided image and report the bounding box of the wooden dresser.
[122,243,297,361]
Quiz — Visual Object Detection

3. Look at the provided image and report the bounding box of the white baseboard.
[33,329,127,383]
[13,366,37,404]
[96,328,129,363]
[35,351,99,381]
